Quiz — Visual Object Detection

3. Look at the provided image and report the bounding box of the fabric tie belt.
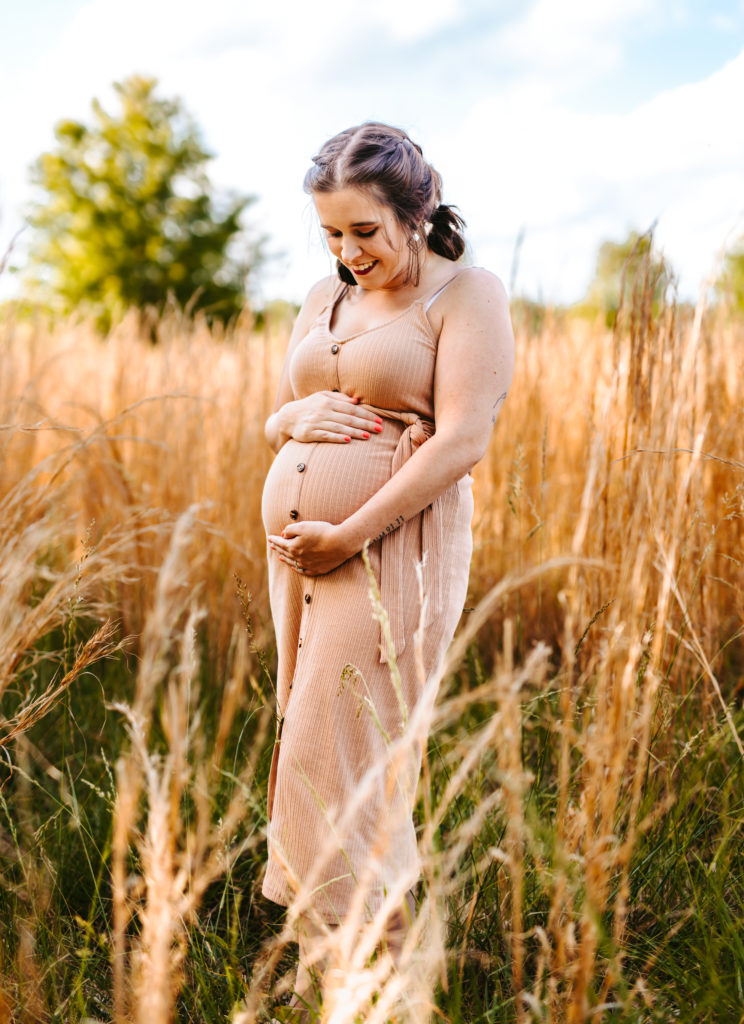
[363,406,444,665]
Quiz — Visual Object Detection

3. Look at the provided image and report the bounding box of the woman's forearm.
[336,429,483,556]
[265,405,295,453]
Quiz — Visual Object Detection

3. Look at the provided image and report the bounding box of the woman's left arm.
[268,269,515,574]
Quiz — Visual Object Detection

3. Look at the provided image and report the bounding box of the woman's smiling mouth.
[350,260,378,276]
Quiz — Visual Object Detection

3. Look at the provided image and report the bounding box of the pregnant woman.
[261,122,514,1012]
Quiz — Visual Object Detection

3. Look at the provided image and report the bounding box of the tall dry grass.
[0,305,288,663]
[2,285,741,682]
[0,265,742,1022]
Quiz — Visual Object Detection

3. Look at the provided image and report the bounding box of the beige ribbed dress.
[261,274,474,923]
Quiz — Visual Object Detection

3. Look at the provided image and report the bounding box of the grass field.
[0,272,742,1023]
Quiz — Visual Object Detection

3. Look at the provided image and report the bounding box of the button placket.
[286,444,317,526]
[331,342,342,392]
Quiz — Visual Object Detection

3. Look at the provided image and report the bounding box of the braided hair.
[304,122,466,286]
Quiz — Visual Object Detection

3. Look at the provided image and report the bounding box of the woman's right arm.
[265,278,383,452]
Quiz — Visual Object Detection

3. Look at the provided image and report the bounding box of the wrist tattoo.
[491,391,507,425]
[374,515,405,542]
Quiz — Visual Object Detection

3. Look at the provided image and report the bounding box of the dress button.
[297,462,305,472]
[304,594,311,604]
[289,509,299,520]
[331,344,339,354]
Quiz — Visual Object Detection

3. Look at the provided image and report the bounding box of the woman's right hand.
[270,392,383,446]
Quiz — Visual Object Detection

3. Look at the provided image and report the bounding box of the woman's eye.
[324,227,377,240]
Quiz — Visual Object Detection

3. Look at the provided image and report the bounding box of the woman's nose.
[340,236,361,263]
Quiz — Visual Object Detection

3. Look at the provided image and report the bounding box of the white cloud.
[372,0,462,40]
[493,0,664,80]
[710,12,738,32]
[437,46,744,300]
[1,0,742,306]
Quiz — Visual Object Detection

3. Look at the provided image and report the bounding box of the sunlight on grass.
[0,268,742,1021]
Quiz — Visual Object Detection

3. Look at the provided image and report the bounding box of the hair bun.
[427,204,466,262]
[306,122,468,283]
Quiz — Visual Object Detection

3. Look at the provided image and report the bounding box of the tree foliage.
[715,242,744,314]
[584,229,674,326]
[23,76,260,330]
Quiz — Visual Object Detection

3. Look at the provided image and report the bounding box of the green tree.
[22,76,260,330]
[715,242,744,314]
[584,228,674,326]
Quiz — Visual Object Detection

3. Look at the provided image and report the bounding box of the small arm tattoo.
[374,515,405,542]
[491,391,507,425]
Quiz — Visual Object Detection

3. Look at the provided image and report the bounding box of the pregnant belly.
[261,425,403,537]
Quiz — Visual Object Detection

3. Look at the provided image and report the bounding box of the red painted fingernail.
[344,435,351,442]
[362,431,370,439]
[374,424,383,432]
[374,417,382,423]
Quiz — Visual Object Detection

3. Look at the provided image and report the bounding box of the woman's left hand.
[268,521,354,576]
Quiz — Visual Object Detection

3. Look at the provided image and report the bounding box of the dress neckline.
[327,269,464,343]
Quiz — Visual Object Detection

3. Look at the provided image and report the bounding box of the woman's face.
[313,187,410,290]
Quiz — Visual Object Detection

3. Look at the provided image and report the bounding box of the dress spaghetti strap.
[423,268,468,311]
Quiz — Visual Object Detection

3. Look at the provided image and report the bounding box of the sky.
[1,0,743,306]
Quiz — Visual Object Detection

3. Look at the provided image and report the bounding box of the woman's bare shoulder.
[429,266,509,332]
[288,275,339,343]
[451,266,508,304]
[303,274,340,314]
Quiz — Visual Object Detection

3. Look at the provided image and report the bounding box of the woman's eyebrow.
[320,221,378,229]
